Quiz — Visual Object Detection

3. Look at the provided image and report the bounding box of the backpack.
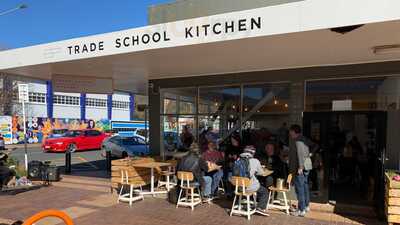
[233,157,251,178]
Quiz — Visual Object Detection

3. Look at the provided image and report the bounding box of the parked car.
[42,129,107,153]
[102,135,149,158]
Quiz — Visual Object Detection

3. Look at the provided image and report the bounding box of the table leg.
[151,167,155,196]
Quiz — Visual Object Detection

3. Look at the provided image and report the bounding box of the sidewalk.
[5,143,42,150]
[0,175,385,225]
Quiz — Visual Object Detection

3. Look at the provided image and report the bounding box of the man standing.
[289,124,312,217]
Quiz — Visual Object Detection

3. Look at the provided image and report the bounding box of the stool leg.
[238,195,242,211]
[266,190,272,210]
[247,195,251,220]
[118,184,124,203]
[129,185,134,207]
[283,192,289,215]
[166,175,170,191]
[230,195,237,216]
[191,188,195,211]
[176,188,183,208]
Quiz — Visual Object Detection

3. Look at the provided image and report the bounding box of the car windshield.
[64,130,82,137]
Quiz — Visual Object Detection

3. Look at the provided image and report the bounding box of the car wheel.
[68,143,77,153]
[121,151,128,158]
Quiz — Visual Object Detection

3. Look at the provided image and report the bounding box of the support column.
[129,93,135,121]
[107,94,113,120]
[80,93,86,121]
[46,81,54,119]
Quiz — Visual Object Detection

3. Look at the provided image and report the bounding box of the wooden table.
[259,168,273,177]
[133,162,172,196]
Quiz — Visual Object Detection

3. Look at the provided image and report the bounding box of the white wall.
[53,105,80,119]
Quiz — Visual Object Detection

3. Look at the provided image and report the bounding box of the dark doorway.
[303,111,386,213]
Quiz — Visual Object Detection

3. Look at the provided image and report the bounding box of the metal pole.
[22,100,28,171]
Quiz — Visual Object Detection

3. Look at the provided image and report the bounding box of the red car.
[42,129,107,153]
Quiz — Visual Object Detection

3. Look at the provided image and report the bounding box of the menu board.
[0,116,12,144]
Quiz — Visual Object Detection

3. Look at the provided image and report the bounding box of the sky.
[0,0,170,49]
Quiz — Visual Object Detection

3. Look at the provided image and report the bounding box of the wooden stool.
[230,176,257,220]
[176,171,202,210]
[117,169,144,206]
[266,174,293,214]
[157,164,177,191]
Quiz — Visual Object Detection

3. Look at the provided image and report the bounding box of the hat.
[244,145,256,155]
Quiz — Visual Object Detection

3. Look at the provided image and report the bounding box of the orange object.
[22,209,73,225]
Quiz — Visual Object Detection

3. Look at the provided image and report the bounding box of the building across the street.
[1,0,400,219]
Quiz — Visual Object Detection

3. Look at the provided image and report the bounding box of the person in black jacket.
[176,144,212,200]
[256,142,286,188]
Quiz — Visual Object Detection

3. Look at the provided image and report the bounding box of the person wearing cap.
[176,143,213,201]
[238,145,269,215]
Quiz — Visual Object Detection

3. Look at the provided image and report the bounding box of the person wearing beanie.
[237,145,269,215]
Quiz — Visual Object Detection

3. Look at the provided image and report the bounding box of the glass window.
[28,92,46,103]
[85,130,102,136]
[54,95,79,106]
[199,86,240,114]
[243,83,290,114]
[110,136,122,144]
[305,77,398,111]
[162,88,196,114]
[64,130,82,137]
[112,100,130,109]
[86,98,107,107]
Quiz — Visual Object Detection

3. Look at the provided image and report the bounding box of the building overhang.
[1,0,400,94]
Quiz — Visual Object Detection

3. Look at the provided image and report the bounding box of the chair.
[266,174,293,214]
[230,176,257,220]
[176,171,202,210]
[157,161,177,191]
[218,179,225,194]
[117,169,144,206]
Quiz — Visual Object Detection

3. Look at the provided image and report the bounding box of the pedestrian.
[289,124,313,217]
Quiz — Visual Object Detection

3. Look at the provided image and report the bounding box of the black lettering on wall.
[225,21,234,33]
[185,27,193,38]
[213,23,222,34]
[152,32,161,42]
[132,35,140,46]
[163,31,171,41]
[98,41,104,51]
[251,17,262,30]
[89,43,97,51]
[115,38,121,48]
[238,19,247,31]
[67,46,73,55]
[123,37,130,47]
[142,34,150,44]
[202,24,210,36]
[74,46,80,54]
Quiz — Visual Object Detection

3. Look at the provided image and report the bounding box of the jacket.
[177,152,209,184]
[289,136,313,174]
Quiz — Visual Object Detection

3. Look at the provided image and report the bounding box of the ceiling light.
[372,44,400,55]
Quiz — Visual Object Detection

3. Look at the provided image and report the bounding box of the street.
[8,146,105,172]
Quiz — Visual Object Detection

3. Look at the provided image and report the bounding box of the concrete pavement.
[0,174,385,225]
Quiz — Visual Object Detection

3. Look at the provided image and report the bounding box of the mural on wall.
[0,116,13,144]
[11,116,110,144]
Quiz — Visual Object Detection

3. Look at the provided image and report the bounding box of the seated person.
[176,143,213,200]
[235,146,269,215]
[256,142,286,188]
[0,153,16,190]
[202,141,224,197]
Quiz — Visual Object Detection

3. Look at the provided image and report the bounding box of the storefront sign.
[67,17,261,56]
[52,74,113,94]
[332,99,352,111]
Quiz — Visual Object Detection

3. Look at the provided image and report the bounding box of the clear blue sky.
[0,0,170,49]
